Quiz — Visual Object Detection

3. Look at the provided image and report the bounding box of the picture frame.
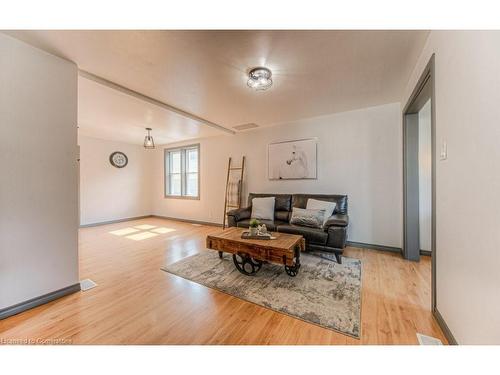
[268,138,317,180]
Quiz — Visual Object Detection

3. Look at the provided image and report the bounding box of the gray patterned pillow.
[289,207,325,229]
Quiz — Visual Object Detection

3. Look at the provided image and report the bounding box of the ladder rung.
[226,205,239,208]
[229,167,242,170]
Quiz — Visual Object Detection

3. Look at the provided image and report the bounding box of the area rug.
[162,251,362,338]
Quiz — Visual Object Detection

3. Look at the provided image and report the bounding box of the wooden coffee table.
[206,227,305,277]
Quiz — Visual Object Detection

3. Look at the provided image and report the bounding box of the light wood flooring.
[0,217,447,344]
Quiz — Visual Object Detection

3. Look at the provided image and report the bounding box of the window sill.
[164,195,200,200]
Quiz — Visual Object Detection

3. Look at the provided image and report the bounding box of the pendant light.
[144,127,155,149]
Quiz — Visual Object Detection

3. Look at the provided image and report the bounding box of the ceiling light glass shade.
[144,127,155,149]
[247,67,272,91]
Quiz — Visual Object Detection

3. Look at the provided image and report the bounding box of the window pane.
[170,151,181,173]
[165,146,199,198]
[186,148,198,173]
[169,173,181,195]
[186,172,198,197]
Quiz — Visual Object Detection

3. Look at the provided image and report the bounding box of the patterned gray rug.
[162,251,362,338]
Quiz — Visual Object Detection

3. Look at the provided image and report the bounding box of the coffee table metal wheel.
[284,245,301,277]
[285,263,300,277]
[233,253,263,276]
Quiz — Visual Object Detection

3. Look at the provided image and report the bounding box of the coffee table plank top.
[206,227,304,272]
[206,227,304,252]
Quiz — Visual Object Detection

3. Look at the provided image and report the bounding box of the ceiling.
[78,76,224,144]
[5,30,429,145]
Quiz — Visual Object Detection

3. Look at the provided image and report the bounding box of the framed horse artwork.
[268,138,317,180]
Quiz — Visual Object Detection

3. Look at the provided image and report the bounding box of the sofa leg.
[335,253,342,264]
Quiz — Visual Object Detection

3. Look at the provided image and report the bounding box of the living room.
[1,1,500,373]
[1,28,433,341]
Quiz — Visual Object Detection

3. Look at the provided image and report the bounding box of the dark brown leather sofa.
[227,193,349,263]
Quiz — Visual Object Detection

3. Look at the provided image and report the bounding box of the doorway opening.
[402,54,436,311]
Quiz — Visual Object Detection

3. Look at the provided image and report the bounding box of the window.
[164,144,199,199]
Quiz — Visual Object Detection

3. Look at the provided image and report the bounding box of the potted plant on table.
[249,219,260,236]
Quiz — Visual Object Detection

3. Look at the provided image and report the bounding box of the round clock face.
[109,151,128,168]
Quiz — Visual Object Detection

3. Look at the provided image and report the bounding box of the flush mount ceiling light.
[143,127,155,149]
[247,67,273,91]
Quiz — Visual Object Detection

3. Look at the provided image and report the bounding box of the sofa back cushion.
[292,194,348,215]
[248,193,292,221]
[246,193,347,219]
[274,210,290,222]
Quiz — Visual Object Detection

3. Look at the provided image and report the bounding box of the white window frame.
[164,144,200,199]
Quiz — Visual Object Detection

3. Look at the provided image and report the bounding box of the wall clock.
[109,151,128,168]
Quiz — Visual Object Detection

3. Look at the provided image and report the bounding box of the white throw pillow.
[306,198,336,226]
[251,197,275,221]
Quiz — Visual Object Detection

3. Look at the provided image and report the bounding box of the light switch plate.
[440,141,448,160]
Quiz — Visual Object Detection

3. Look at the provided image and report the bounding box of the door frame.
[402,54,436,311]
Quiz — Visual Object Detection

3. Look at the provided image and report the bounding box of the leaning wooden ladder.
[222,156,246,229]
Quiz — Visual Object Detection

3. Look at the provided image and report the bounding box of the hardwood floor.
[0,217,447,344]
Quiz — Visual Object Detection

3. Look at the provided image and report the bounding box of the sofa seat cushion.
[236,219,288,232]
[276,224,328,245]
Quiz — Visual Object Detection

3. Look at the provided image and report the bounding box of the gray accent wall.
[403,113,420,261]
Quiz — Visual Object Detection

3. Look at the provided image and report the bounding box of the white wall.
[418,99,432,252]
[403,31,500,344]
[151,103,403,248]
[0,34,79,309]
[79,136,152,226]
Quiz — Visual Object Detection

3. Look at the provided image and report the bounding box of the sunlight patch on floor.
[126,232,160,241]
[109,224,176,241]
[151,227,176,234]
[109,227,140,236]
[134,224,157,230]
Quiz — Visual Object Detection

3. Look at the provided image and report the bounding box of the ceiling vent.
[233,123,259,131]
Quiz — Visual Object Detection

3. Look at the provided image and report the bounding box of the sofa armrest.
[326,226,348,249]
[226,206,251,226]
[324,214,349,229]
